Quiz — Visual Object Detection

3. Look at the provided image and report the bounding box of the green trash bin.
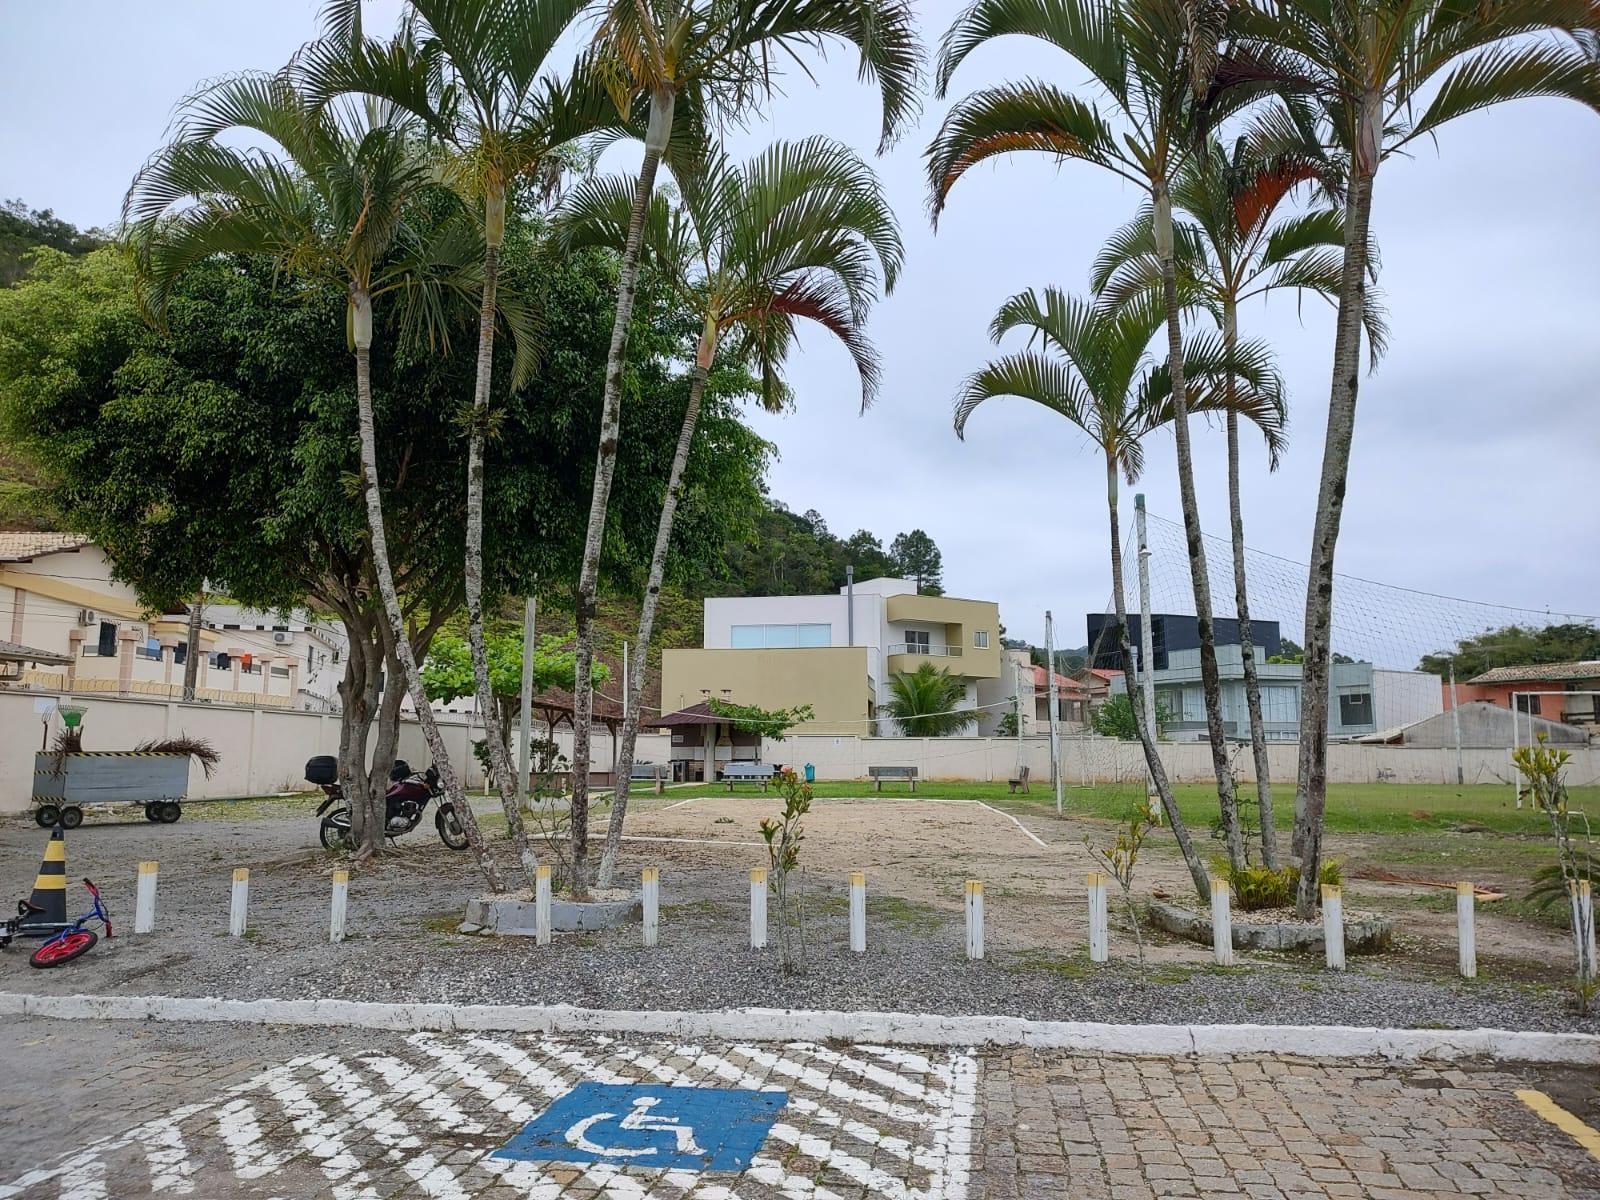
[804,763,815,783]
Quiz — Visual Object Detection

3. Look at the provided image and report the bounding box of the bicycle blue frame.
[34,879,112,955]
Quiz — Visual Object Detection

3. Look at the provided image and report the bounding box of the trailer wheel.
[157,801,182,824]
[144,804,159,822]
[35,805,60,828]
[58,806,84,830]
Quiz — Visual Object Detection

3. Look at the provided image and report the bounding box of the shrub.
[1221,859,1344,913]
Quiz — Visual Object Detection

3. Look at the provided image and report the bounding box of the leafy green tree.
[1,199,102,286]
[1231,0,1600,916]
[707,698,816,739]
[930,0,1271,865]
[953,286,1286,898]
[889,529,944,595]
[556,135,901,886]
[884,661,976,737]
[1094,692,1173,740]
[1420,624,1600,679]
[1092,139,1387,870]
[563,0,923,894]
[123,68,513,882]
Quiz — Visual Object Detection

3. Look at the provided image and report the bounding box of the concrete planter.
[1148,899,1394,954]
[460,892,640,936]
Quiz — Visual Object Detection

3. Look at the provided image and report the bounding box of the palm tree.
[1090,138,1388,868]
[302,0,626,891]
[953,286,1287,901]
[123,71,509,889]
[1233,0,1600,914]
[885,662,976,736]
[553,136,902,888]
[929,0,1270,871]
[561,0,922,891]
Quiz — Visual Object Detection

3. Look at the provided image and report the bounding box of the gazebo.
[646,701,766,782]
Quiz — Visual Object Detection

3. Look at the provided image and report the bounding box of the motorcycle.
[306,756,469,851]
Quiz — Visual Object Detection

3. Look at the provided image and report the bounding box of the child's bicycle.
[2,879,112,968]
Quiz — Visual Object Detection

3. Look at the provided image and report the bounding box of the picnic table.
[867,765,918,792]
[720,762,776,791]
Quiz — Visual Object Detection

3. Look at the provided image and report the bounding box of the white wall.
[1374,669,1445,731]
[0,689,670,812]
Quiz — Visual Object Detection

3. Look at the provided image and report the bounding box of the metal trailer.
[32,752,191,828]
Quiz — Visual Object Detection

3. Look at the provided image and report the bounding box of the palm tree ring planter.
[460,889,640,936]
[1146,899,1394,955]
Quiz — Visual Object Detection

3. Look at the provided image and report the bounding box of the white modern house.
[663,576,1006,736]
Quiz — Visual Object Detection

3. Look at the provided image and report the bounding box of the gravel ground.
[3,806,1596,1035]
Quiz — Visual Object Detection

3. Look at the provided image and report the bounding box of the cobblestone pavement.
[1,1017,1597,1198]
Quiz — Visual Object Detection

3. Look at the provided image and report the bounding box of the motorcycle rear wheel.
[319,811,354,851]
[435,805,468,850]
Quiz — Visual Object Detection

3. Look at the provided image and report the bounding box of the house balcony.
[886,642,963,676]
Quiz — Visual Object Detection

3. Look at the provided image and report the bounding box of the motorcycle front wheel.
[319,809,354,851]
[435,805,468,850]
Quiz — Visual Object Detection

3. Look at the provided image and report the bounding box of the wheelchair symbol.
[566,1095,706,1159]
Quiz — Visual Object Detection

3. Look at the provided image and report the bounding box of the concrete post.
[8,586,23,643]
[330,870,348,943]
[117,626,139,695]
[965,879,985,961]
[642,867,660,947]
[1088,872,1109,963]
[230,648,243,693]
[849,871,866,953]
[1322,884,1345,970]
[1456,882,1476,979]
[1211,878,1234,966]
[287,658,301,707]
[158,635,179,687]
[229,868,249,937]
[535,864,552,946]
[66,629,82,690]
[750,867,768,949]
[134,861,158,934]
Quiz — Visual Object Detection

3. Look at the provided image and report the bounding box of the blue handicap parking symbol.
[492,1083,788,1172]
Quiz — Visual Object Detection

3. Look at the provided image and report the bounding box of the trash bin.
[804,762,815,783]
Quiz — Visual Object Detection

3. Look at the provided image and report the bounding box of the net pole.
[1046,610,1063,816]
[1135,494,1159,819]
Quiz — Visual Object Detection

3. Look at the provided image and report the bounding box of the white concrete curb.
[1,991,1596,1065]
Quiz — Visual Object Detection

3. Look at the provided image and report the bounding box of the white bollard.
[965,879,985,961]
[1321,884,1345,971]
[1087,872,1109,963]
[229,868,249,938]
[329,869,348,943]
[750,867,768,949]
[536,864,552,947]
[133,860,158,934]
[1456,881,1476,979]
[1211,878,1234,967]
[849,871,866,954]
[642,867,659,948]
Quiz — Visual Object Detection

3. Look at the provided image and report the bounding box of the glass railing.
[885,643,962,657]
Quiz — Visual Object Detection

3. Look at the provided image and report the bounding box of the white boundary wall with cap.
[0,690,668,813]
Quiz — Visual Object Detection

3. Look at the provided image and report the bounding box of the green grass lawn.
[660,778,1594,837]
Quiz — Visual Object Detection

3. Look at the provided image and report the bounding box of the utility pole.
[1046,610,1063,816]
[1135,494,1159,819]
[622,641,630,722]
[1013,654,1025,770]
[517,594,536,808]
[1449,663,1464,786]
[181,587,204,702]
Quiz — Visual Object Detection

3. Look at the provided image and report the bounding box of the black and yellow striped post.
[18,826,68,930]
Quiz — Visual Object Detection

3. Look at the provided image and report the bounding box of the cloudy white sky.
[5,1,1598,654]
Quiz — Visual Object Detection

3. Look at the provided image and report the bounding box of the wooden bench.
[1008,765,1031,794]
[720,762,776,791]
[631,762,668,794]
[868,765,918,792]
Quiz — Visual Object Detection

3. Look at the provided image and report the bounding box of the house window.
[1515,694,1542,715]
[730,622,831,649]
[973,630,989,649]
[1338,691,1373,726]
[136,637,161,660]
[1262,685,1299,723]
[903,629,931,654]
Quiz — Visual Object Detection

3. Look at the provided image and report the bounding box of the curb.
[1,991,1596,1065]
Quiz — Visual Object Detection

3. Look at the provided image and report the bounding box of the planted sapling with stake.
[759,768,812,975]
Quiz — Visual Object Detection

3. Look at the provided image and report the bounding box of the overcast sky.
[5,1,1598,654]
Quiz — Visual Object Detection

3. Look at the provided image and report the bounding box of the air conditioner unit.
[272,631,292,645]
[78,609,97,627]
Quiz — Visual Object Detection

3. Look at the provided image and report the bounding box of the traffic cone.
[17,826,68,931]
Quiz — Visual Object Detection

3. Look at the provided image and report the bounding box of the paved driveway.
[0,1017,1596,1199]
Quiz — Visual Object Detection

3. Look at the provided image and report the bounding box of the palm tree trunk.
[463,188,541,892]
[1154,188,1246,872]
[351,287,507,893]
[597,338,713,889]
[569,86,676,896]
[1294,163,1376,918]
[1107,453,1209,902]
[1224,305,1278,870]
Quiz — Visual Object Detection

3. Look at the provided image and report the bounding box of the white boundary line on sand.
[2,992,1595,1066]
[973,800,1049,850]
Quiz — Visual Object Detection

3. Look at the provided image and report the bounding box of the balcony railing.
[885,643,962,658]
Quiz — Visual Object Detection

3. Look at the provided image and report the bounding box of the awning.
[646,702,725,729]
[0,639,73,667]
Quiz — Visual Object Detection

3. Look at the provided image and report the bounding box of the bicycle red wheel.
[30,929,96,968]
